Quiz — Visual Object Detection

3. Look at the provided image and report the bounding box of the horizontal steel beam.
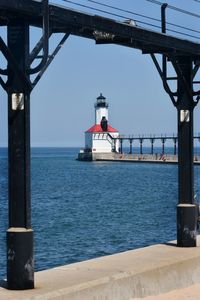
[0,0,200,56]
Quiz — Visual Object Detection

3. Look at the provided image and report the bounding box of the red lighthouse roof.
[86,124,118,133]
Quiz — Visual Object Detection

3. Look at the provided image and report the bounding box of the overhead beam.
[0,0,200,56]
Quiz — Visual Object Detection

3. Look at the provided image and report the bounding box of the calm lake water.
[0,147,199,278]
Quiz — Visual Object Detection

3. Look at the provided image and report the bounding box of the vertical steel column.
[7,20,34,289]
[176,56,197,247]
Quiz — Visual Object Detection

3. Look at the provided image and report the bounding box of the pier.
[116,134,200,155]
[1,0,200,294]
[78,133,200,163]
[78,152,200,164]
[1,238,200,299]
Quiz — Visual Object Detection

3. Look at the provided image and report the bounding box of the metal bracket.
[32,33,69,88]
[151,52,200,108]
[192,62,200,102]
[0,0,69,92]
[168,55,192,96]
[0,0,50,78]
[29,32,52,67]
[150,53,177,106]
[0,75,7,91]
[0,36,32,92]
[169,54,200,107]
[28,0,49,74]
[192,63,200,79]
[0,67,8,76]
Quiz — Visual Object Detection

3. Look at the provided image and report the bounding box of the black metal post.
[173,137,177,155]
[176,56,197,247]
[120,139,123,154]
[161,3,168,78]
[161,3,167,34]
[139,139,143,155]
[7,20,34,289]
[161,138,166,155]
[129,139,133,154]
[150,138,155,155]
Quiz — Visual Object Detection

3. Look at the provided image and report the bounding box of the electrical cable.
[61,0,162,30]
[87,0,161,23]
[86,0,200,36]
[146,0,200,19]
[167,28,200,40]
[60,0,200,40]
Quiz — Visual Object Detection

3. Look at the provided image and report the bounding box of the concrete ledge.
[77,152,200,164]
[1,237,200,299]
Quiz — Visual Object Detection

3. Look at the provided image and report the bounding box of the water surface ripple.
[0,147,199,277]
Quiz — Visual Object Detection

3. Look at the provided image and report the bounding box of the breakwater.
[78,152,200,164]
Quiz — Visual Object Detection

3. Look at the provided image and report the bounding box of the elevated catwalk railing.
[113,134,200,155]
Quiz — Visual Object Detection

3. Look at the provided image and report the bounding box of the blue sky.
[0,0,200,147]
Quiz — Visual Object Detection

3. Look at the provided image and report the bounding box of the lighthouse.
[95,93,108,125]
[79,94,120,160]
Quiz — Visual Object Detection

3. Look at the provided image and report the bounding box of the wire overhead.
[60,0,200,41]
[61,0,162,30]
[146,0,200,19]
[87,0,161,23]
[86,0,200,35]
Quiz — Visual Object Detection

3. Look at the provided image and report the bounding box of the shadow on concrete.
[163,242,177,247]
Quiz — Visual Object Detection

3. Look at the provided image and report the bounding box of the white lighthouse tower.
[95,93,109,125]
[79,94,120,159]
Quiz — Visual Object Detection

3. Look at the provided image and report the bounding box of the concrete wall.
[78,152,200,163]
[93,133,112,152]
[85,132,92,150]
[1,238,200,299]
[84,132,120,154]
